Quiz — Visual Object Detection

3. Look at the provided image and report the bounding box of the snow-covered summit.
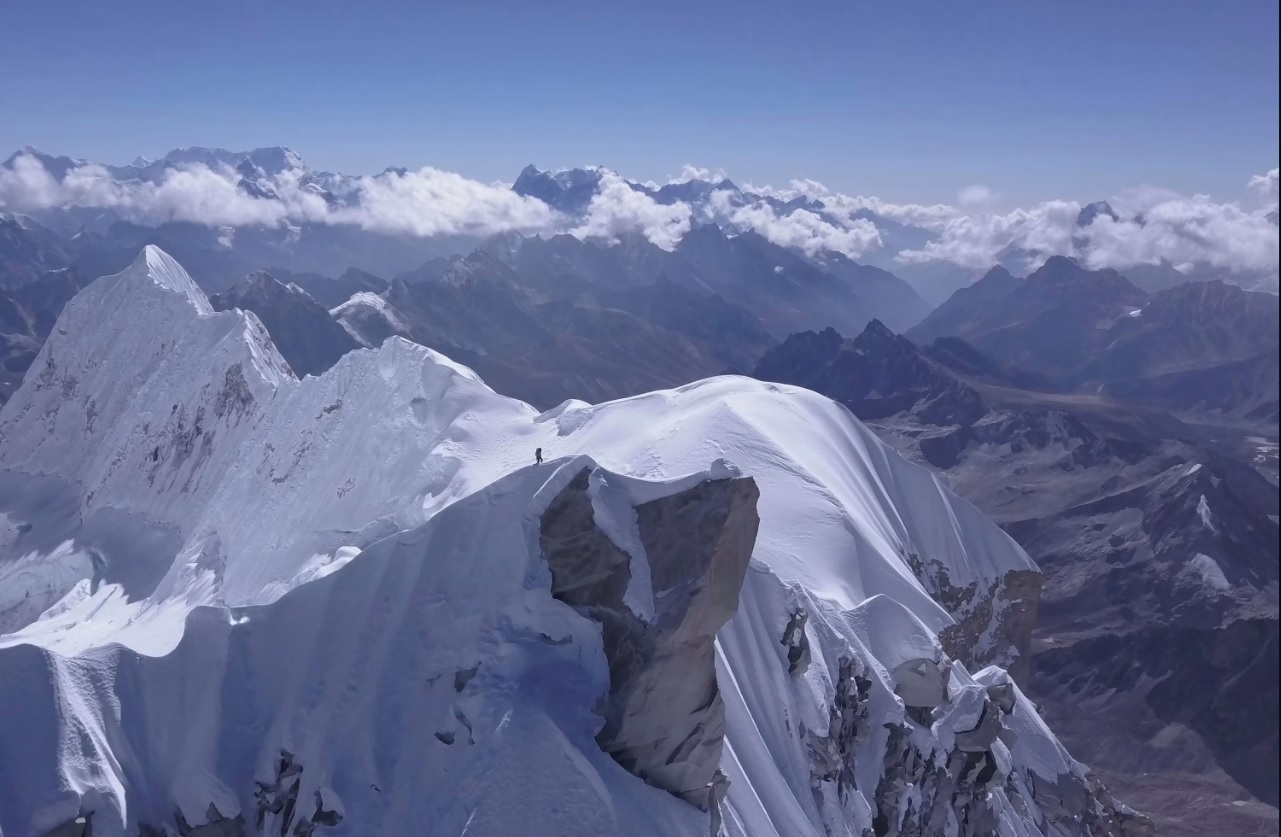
[124,243,215,313]
[0,248,1145,836]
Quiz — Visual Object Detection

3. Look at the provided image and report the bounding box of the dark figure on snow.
[535,448,543,465]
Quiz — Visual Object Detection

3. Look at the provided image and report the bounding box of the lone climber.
[535,447,543,465]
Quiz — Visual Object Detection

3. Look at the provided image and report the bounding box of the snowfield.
[0,248,1131,836]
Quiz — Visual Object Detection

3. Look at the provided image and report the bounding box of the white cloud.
[3,152,1276,279]
[0,154,67,209]
[0,152,557,238]
[1249,167,1278,205]
[671,164,728,184]
[0,153,294,226]
[898,201,1081,270]
[333,167,557,237]
[743,177,961,229]
[957,184,995,208]
[721,201,882,259]
[1082,194,1278,274]
[898,179,1279,276]
[572,170,691,250]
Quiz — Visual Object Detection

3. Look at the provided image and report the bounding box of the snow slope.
[0,247,1119,836]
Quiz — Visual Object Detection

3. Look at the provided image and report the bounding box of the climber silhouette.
[535,447,543,465]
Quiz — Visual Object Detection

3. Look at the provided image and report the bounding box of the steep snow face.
[0,248,1087,837]
[0,245,288,499]
[0,458,1092,837]
[0,461,719,837]
[0,247,541,651]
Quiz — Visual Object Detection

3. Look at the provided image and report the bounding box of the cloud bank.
[0,152,557,238]
[895,182,1278,274]
[2,150,1277,279]
[571,171,691,250]
[702,187,882,258]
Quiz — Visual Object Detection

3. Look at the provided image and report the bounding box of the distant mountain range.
[910,256,1280,423]
[5,145,1276,310]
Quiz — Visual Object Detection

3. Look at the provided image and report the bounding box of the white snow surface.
[1190,553,1232,591]
[0,248,1067,837]
[1197,494,1217,532]
[330,291,410,346]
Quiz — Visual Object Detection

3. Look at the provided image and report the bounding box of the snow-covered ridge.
[0,247,1035,656]
[0,248,1139,836]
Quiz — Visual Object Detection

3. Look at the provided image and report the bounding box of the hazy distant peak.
[1076,200,1120,227]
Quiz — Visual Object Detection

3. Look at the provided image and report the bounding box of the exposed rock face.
[539,466,760,810]
[901,548,1043,684]
[803,656,873,802]
[133,751,343,837]
[174,804,246,836]
[892,657,951,709]
[781,608,812,675]
[866,667,1155,837]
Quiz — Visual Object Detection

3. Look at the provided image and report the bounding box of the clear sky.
[3,0,1277,206]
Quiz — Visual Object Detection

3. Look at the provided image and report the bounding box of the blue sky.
[3,0,1276,206]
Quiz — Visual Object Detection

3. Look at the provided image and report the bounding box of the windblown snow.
[0,247,1120,837]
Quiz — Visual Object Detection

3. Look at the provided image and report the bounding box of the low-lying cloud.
[897,201,1082,270]
[895,174,1279,275]
[1250,167,1278,207]
[572,170,691,250]
[703,188,881,258]
[2,151,1277,280]
[0,152,557,238]
[741,177,962,229]
[331,167,557,237]
[1082,194,1278,274]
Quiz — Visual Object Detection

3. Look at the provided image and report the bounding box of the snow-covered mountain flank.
[0,248,1150,836]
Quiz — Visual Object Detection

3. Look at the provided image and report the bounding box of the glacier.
[0,247,1146,836]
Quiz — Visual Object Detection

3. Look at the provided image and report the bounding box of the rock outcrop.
[781,608,812,675]
[803,656,874,803]
[901,548,1043,684]
[539,466,760,810]
[865,665,1154,837]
